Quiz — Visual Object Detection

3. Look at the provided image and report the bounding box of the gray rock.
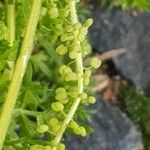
[66,101,143,150]
[88,6,150,95]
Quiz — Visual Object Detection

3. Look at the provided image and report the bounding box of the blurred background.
[66,0,150,150]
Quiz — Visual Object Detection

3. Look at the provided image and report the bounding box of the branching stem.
[52,0,84,148]
[0,0,42,149]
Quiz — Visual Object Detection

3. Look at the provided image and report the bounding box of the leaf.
[19,114,37,138]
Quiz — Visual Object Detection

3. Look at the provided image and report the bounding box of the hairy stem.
[0,0,42,149]
[7,0,15,46]
[52,0,83,148]
[7,0,16,79]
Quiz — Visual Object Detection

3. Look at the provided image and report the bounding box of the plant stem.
[7,0,16,79]
[7,0,15,46]
[0,0,42,149]
[52,0,83,148]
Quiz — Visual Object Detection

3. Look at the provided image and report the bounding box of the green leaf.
[19,114,36,138]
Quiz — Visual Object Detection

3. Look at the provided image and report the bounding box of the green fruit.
[51,123,61,133]
[51,102,64,112]
[73,23,82,30]
[73,127,81,135]
[49,118,58,127]
[48,7,59,19]
[60,34,68,42]
[71,43,81,52]
[84,70,91,77]
[80,27,88,35]
[59,65,67,75]
[79,126,86,137]
[87,96,96,104]
[30,144,44,150]
[83,77,89,86]
[90,57,102,69]
[69,121,78,129]
[65,72,78,81]
[55,92,67,101]
[55,87,66,94]
[57,143,65,150]
[80,92,88,100]
[83,18,93,28]
[69,51,78,59]
[66,25,74,33]
[59,65,72,75]
[44,146,52,150]
[36,124,49,134]
[56,44,68,55]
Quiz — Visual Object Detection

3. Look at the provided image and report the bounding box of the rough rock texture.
[66,100,143,150]
[88,4,150,96]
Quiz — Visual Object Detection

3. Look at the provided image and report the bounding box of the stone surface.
[66,100,143,150]
[88,3,150,96]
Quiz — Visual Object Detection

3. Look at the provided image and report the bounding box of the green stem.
[7,0,15,46]
[0,0,42,149]
[52,0,83,148]
[7,0,16,79]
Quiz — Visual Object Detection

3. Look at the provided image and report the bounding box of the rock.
[88,4,150,96]
[66,100,143,150]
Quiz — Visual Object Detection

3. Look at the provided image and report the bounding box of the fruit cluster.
[32,0,101,149]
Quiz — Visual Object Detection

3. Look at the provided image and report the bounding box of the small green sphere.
[49,118,59,127]
[36,124,49,134]
[48,7,59,19]
[87,96,96,104]
[69,51,78,59]
[56,44,68,55]
[90,57,102,69]
[57,143,65,150]
[51,102,64,112]
[30,144,44,150]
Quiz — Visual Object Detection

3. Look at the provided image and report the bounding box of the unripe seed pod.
[90,57,102,69]
[67,35,74,41]
[60,34,68,42]
[80,27,88,35]
[79,126,86,137]
[66,25,74,32]
[87,96,96,104]
[44,146,52,150]
[51,102,64,112]
[69,120,78,129]
[58,98,69,104]
[73,23,82,30]
[69,51,78,59]
[49,118,59,127]
[55,87,66,94]
[59,65,67,75]
[71,43,81,52]
[48,7,59,19]
[59,65,72,75]
[55,92,67,101]
[73,127,81,135]
[65,72,78,81]
[61,9,70,18]
[84,69,91,77]
[83,18,93,28]
[80,92,88,100]
[51,123,61,133]
[78,33,86,42]
[57,143,65,150]
[30,144,44,150]
[83,76,89,86]
[69,90,78,98]
[56,44,68,55]
[36,124,49,134]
